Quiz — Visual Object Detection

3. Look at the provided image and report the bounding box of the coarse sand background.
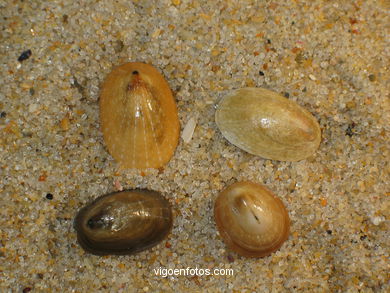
[1,0,389,292]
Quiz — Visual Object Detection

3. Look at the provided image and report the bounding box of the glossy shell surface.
[74,190,173,255]
[100,62,180,169]
[215,87,321,161]
[214,181,290,257]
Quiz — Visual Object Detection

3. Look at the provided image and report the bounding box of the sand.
[1,0,389,292]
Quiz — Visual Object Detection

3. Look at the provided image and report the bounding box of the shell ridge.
[144,93,163,166]
[131,90,138,168]
[140,91,150,168]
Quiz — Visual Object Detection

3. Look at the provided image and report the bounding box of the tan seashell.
[215,87,321,161]
[100,62,180,169]
[214,181,290,258]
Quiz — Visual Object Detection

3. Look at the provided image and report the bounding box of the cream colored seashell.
[100,62,180,169]
[215,87,321,161]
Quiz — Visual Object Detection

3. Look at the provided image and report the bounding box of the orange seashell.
[100,62,180,169]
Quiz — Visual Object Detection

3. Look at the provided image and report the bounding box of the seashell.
[181,115,198,144]
[214,181,290,257]
[100,62,180,169]
[74,189,173,255]
[215,87,321,161]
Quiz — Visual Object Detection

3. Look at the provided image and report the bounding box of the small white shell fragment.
[181,115,197,144]
[371,216,384,226]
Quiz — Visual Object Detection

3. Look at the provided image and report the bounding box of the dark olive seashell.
[74,189,173,255]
